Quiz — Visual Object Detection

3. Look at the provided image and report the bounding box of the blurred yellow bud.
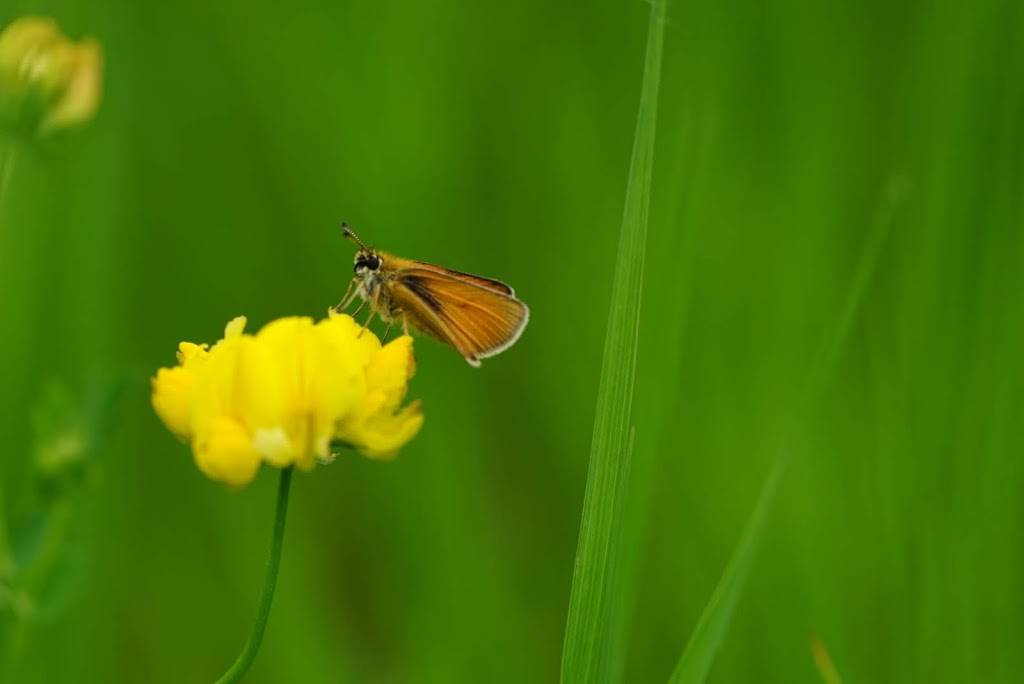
[0,16,103,137]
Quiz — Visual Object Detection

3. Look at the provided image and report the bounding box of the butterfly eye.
[366,255,381,270]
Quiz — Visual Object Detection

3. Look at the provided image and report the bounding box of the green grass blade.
[559,1,667,682]
[668,461,784,684]
[606,115,718,682]
[799,178,907,411]
[666,183,901,684]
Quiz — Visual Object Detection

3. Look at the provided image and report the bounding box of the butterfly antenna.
[340,222,370,251]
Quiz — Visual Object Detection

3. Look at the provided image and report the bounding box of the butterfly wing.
[391,259,516,296]
[390,267,529,366]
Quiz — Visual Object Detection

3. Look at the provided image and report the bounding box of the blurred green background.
[2,0,1023,682]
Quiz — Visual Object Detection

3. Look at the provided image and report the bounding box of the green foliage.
[0,380,120,677]
[666,158,899,684]
[0,0,1022,682]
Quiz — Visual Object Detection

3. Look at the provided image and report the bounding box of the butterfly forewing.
[392,266,528,366]
[390,258,515,296]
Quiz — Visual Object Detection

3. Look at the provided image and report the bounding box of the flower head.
[152,313,423,487]
[0,16,103,138]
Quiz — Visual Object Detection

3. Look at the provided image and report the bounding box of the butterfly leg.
[381,320,394,343]
[358,286,387,338]
[357,308,376,338]
[350,297,367,319]
[332,279,358,313]
[402,314,409,336]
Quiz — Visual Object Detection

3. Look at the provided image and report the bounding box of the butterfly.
[333,223,529,367]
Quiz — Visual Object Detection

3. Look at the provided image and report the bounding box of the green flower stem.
[0,485,10,577]
[215,467,293,684]
[0,143,19,568]
[0,143,15,214]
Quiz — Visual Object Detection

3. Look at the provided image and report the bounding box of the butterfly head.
[354,250,382,277]
[342,222,383,278]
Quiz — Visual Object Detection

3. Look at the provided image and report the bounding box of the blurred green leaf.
[31,383,87,482]
[1,377,121,677]
[668,461,783,684]
[665,174,901,683]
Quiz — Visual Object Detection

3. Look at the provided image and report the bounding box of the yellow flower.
[335,335,422,458]
[151,313,424,487]
[0,16,103,137]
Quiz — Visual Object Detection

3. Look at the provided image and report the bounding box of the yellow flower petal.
[151,366,195,439]
[177,341,208,364]
[152,340,211,439]
[244,316,370,469]
[224,316,247,339]
[336,335,423,460]
[344,401,424,460]
[38,37,102,134]
[190,335,264,447]
[0,18,62,79]
[193,416,261,487]
[366,335,416,408]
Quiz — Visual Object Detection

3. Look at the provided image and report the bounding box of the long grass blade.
[666,181,902,683]
[668,461,783,684]
[559,1,667,682]
[606,114,718,681]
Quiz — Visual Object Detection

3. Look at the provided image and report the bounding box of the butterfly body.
[338,225,529,367]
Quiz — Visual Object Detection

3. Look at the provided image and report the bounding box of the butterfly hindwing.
[391,267,528,365]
